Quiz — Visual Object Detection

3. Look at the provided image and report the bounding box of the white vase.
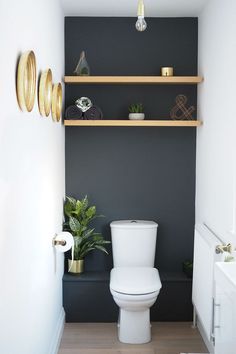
[129,113,145,120]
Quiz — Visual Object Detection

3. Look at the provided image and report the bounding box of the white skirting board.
[48,307,65,354]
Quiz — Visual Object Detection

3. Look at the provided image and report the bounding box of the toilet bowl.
[109,220,162,344]
[110,267,161,344]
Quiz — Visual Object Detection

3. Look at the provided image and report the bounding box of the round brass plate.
[39,69,52,117]
[51,83,62,122]
[17,51,36,112]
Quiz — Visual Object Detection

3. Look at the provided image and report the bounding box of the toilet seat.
[110,267,161,295]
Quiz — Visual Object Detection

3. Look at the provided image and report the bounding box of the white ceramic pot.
[129,113,145,120]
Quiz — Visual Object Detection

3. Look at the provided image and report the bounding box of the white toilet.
[109,220,162,344]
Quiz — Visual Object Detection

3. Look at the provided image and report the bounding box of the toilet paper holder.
[215,243,235,254]
[52,232,74,254]
[52,235,67,247]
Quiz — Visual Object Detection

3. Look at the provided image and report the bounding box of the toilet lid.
[110,267,162,295]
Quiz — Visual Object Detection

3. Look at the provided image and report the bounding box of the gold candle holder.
[161,67,174,77]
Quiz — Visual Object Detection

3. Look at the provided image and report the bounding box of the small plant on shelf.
[63,195,110,274]
[128,103,145,120]
[182,260,193,278]
[129,103,144,113]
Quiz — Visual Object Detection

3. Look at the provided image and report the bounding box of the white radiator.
[192,224,222,343]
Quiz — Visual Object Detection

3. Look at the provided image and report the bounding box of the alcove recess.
[63,75,203,126]
[64,16,199,323]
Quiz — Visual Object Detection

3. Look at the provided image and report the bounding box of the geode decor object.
[75,97,93,112]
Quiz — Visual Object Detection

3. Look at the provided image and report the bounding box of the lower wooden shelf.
[64,119,202,127]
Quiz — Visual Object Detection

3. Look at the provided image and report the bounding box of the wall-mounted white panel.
[0,0,65,353]
[196,0,236,243]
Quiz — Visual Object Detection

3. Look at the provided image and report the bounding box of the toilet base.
[118,308,151,344]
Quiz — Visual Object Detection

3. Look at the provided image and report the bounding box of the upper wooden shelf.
[64,120,202,127]
[64,76,203,85]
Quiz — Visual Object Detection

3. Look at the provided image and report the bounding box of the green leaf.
[95,240,111,245]
[73,236,83,248]
[64,203,73,217]
[75,200,82,215]
[81,195,88,210]
[86,206,96,219]
[66,196,76,207]
[64,196,77,217]
[128,103,143,113]
[79,241,95,257]
[80,247,96,258]
[69,216,81,233]
[95,245,109,254]
[83,228,95,239]
[81,226,87,233]
[91,233,103,240]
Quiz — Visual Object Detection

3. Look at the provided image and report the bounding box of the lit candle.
[161,67,174,76]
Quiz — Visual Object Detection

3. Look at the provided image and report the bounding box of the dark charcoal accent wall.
[64,17,198,321]
[65,17,197,76]
[65,17,198,120]
[65,127,196,273]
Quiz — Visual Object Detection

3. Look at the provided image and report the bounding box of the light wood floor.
[58,322,208,354]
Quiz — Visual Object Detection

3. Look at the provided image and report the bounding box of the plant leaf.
[74,236,83,247]
[66,196,76,207]
[81,195,88,211]
[95,245,109,254]
[80,247,96,258]
[83,228,95,239]
[75,200,82,215]
[86,206,96,219]
[64,198,76,217]
[69,216,81,233]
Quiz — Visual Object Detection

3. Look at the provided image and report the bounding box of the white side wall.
[196,0,236,243]
[0,1,65,353]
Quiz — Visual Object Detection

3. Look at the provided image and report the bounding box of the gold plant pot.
[68,259,84,274]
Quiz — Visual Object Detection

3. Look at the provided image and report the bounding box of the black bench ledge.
[63,271,192,283]
[63,271,193,322]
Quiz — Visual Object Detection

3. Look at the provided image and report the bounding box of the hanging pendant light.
[135,0,147,32]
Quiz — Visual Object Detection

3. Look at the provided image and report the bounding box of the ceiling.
[61,0,209,17]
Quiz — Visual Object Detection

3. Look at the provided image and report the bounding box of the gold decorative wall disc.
[51,83,62,122]
[39,69,52,117]
[17,51,36,112]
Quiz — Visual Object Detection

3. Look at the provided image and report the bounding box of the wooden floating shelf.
[64,76,203,85]
[64,120,202,127]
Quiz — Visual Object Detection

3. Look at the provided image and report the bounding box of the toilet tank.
[110,220,158,267]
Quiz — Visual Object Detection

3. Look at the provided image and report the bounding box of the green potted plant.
[63,195,110,274]
[128,103,145,120]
